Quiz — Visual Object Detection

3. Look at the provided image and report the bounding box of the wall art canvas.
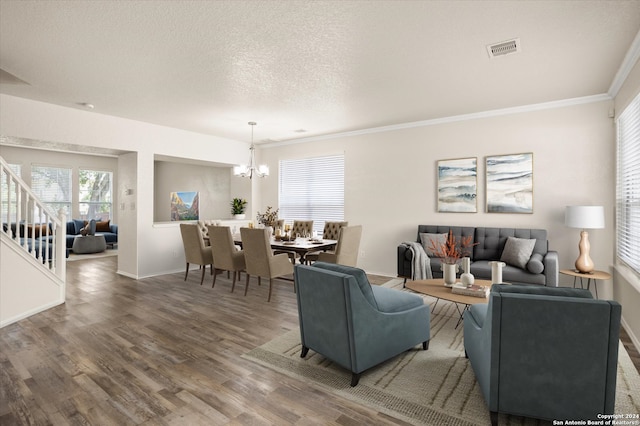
[437,157,477,213]
[486,153,533,213]
[170,191,200,221]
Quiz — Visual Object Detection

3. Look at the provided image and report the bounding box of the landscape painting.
[486,153,533,213]
[437,157,477,213]
[170,191,200,221]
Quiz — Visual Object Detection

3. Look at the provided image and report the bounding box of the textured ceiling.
[1,1,639,145]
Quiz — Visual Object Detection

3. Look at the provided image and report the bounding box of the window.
[279,154,345,233]
[79,169,112,221]
[31,165,72,216]
[616,92,640,276]
[1,163,21,222]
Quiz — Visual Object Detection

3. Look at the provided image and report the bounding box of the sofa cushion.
[72,219,86,234]
[419,232,447,257]
[527,252,545,274]
[501,236,536,269]
[95,220,111,232]
[467,302,488,328]
[312,262,379,309]
[371,286,424,313]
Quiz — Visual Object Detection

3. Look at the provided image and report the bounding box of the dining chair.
[207,225,245,292]
[317,225,362,267]
[179,223,214,285]
[240,227,294,302]
[292,220,314,237]
[197,219,220,246]
[304,220,349,263]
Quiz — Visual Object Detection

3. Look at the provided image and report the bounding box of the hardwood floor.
[1,258,638,425]
[1,258,415,425]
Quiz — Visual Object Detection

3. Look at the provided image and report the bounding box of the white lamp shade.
[565,205,605,229]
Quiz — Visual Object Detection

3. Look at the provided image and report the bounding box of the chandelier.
[233,121,269,179]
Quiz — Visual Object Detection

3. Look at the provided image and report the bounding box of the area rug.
[67,249,118,261]
[243,278,640,426]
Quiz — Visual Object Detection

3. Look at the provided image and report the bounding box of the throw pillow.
[527,252,545,274]
[95,220,111,232]
[419,233,448,257]
[500,236,536,269]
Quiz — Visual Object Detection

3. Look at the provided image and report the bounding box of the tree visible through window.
[79,169,112,221]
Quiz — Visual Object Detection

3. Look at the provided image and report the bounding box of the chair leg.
[200,266,206,285]
[184,262,189,281]
[423,340,430,350]
[300,346,309,358]
[230,271,236,293]
[350,373,360,387]
[267,278,274,302]
[212,268,218,288]
[490,411,498,426]
[244,273,250,296]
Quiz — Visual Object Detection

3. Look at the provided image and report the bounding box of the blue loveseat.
[65,219,118,249]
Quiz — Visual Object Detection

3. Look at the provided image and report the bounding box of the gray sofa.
[464,284,620,424]
[294,262,430,386]
[397,225,558,286]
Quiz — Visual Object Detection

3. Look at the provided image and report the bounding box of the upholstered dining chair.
[292,220,314,237]
[240,227,294,302]
[305,221,349,264]
[317,225,362,267]
[207,225,245,292]
[179,223,214,285]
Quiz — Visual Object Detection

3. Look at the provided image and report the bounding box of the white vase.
[234,214,246,220]
[442,263,458,286]
[460,257,475,285]
[489,261,506,284]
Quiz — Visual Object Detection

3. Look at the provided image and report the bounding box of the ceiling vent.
[486,38,521,58]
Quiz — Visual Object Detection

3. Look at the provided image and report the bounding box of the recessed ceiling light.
[294,129,307,133]
[77,102,94,109]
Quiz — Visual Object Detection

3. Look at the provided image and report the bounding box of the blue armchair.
[464,284,621,425]
[294,262,430,386]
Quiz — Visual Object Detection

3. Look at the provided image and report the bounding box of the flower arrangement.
[428,230,477,265]
[230,198,247,215]
[256,206,279,227]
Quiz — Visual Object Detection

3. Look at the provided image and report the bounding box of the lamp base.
[574,230,595,274]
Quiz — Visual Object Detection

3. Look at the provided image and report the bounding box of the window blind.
[279,154,345,234]
[616,92,640,275]
[31,165,72,215]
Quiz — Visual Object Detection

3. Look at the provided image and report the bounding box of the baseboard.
[622,317,640,353]
[0,298,64,328]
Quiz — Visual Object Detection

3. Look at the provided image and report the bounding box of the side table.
[559,269,611,299]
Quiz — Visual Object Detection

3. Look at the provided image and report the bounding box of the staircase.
[1,155,66,327]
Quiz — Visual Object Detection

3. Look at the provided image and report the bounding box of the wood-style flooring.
[1,257,638,425]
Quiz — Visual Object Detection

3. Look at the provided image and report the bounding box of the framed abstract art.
[437,157,477,213]
[485,153,533,213]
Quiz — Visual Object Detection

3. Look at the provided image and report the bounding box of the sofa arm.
[110,224,118,234]
[397,244,412,278]
[543,250,559,287]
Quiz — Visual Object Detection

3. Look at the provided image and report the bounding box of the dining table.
[232,234,337,264]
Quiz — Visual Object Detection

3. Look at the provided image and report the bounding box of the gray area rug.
[243,279,640,425]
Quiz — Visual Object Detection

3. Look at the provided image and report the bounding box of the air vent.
[486,38,521,58]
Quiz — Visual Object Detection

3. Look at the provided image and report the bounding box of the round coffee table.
[406,278,493,328]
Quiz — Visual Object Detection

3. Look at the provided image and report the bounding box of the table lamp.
[564,205,605,273]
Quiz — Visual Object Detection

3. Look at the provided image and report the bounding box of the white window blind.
[79,169,112,221]
[279,154,345,234]
[31,165,72,215]
[616,92,640,275]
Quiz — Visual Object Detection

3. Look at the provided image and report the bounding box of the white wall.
[261,100,616,288]
[0,94,250,278]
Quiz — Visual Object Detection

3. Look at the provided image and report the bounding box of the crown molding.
[262,93,612,148]
[608,28,640,97]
